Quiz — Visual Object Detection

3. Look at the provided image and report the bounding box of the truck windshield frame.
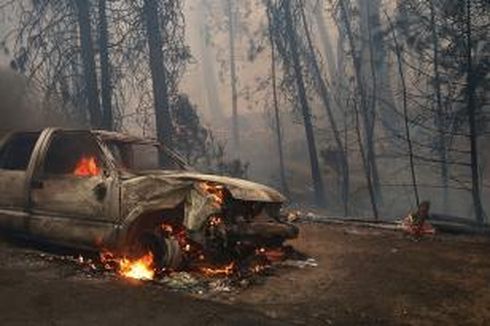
[104,141,188,172]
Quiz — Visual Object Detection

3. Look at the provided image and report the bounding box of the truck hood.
[125,170,286,203]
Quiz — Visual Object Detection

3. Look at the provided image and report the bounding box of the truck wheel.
[137,231,182,270]
[162,236,183,270]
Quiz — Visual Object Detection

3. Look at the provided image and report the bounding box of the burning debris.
[199,262,236,277]
[38,222,313,294]
[51,207,308,286]
[32,240,315,297]
[116,253,155,280]
[93,240,304,282]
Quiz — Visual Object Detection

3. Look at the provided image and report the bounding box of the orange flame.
[118,252,155,280]
[199,262,235,277]
[74,156,101,177]
[99,250,155,280]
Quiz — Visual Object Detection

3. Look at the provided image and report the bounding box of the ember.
[208,215,222,227]
[249,262,268,274]
[73,156,100,177]
[258,247,287,262]
[199,182,225,206]
[199,262,235,277]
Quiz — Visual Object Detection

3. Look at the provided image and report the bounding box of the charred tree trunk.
[465,0,485,224]
[429,0,449,212]
[359,0,382,204]
[387,14,419,206]
[266,2,289,196]
[338,0,379,218]
[143,0,173,149]
[361,0,401,147]
[225,0,240,154]
[74,0,101,128]
[98,0,113,130]
[284,1,326,207]
[353,100,379,220]
[300,2,349,215]
[365,2,378,134]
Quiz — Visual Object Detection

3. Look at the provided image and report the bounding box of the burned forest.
[0,0,489,325]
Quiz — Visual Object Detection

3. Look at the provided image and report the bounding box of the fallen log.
[297,214,490,236]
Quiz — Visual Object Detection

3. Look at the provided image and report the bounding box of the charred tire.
[137,232,183,270]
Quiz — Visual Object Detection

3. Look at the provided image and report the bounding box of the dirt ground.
[1,222,489,325]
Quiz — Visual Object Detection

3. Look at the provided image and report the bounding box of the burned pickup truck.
[0,128,297,269]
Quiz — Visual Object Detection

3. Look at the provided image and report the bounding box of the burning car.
[0,128,298,273]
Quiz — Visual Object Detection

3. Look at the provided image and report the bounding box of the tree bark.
[361,0,401,147]
[284,1,326,207]
[300,1,349,215]
[338,0,379,218]
[143,0,174,150]
[98,0,113,130]
[266,1,289,196]
[359,0,382,203]
[353,99,379,220]
[465,0,485,224]
[429,0,449,212]
[74,0,102,128]
[387,13,420,206]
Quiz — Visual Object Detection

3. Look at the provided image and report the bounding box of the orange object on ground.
[401,214,436,237]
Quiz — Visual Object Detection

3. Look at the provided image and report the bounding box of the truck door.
[28,130,118,248]
[0,132,41,231]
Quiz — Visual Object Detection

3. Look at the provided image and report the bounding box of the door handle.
[31,179,44,189]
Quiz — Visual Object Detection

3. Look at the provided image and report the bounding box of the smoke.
[0,66,83,136]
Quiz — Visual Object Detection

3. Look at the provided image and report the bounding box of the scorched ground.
[1,222,490,325]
